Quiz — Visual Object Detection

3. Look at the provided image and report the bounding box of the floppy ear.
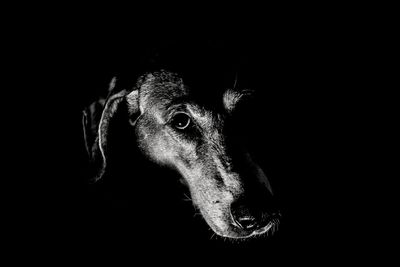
[82,77,118,159]
[82,84,140,183]
[98,89,140,175]
[94,89,129,181]
[126,89,140,126]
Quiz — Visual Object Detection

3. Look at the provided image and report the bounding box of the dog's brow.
[164,96,190,110]
[164,101,207,120]
[164,104,187,119]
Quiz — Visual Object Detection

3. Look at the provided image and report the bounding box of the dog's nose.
[230,200,260,230]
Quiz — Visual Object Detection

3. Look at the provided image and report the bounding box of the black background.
[5,7,388,265]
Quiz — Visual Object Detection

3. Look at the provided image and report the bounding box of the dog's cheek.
[134,118,161,162]
[136,127,178,167]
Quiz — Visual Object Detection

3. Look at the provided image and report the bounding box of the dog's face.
[126,71,280,238]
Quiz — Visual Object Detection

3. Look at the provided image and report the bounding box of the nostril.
[230,200,260,230]
[233,215,258,230]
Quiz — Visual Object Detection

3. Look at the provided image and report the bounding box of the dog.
[82,69,280,239]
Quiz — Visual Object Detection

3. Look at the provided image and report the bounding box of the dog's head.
[83,70,280,239]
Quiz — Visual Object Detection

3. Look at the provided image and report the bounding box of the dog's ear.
[94,89,129,181]
[82,77,118,160]
[126,89,140,126]
[223,88,255,114]
[82,78,141,182]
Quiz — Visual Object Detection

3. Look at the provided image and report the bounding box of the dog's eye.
[171,113,191,130]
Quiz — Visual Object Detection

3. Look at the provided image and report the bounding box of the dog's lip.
[253,215,280,235]
[228,212,281,238]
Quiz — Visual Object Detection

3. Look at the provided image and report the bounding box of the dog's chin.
[205,215,280,239]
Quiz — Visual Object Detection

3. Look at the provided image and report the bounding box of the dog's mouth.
[201,208,281,239]
[247,214,281,237]
[228,212,281,239]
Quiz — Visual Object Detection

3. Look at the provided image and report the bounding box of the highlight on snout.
[186,157,281,239]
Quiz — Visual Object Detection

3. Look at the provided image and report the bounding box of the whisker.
[210,232,216,240]
[182,193,192,202]
[193,212,202,218]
